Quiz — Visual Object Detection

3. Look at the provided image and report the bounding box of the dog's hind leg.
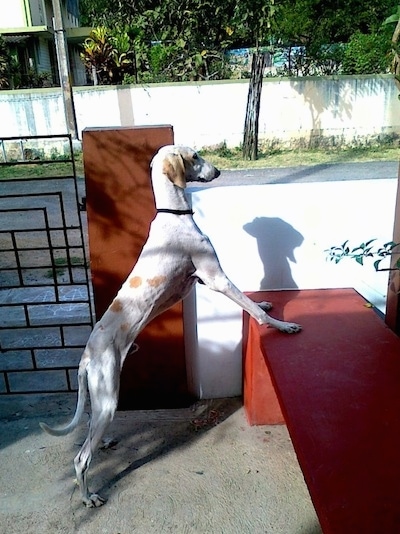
[75,350,120,507]
[74,413,112,507]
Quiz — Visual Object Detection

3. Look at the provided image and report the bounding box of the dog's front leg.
[196,268,301,333]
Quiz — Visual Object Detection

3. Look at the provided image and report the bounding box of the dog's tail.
[40,358,88,437]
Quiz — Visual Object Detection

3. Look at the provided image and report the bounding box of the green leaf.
[387,241,400,252]
[374,259,382,271]
[383,14,400,25]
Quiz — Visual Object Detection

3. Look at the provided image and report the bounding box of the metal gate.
[0,135,94,395]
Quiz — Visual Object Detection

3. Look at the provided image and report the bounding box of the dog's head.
[152,145,220,188]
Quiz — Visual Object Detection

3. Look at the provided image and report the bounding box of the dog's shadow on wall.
[243,217,304,290]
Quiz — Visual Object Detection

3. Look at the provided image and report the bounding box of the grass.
[0,161,77,179]
[0,144,398,179]
[200,144,399,170]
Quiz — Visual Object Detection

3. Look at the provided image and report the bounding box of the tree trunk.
[243,51,267,160]
[392,18,400,93]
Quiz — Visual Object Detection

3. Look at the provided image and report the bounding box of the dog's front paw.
[258,301,273,311]
[83,493,107,508]
[280,322,302,334]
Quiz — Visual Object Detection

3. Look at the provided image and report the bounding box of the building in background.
[0,0,89,88]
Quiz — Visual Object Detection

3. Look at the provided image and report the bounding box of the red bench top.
[243,288,400,534]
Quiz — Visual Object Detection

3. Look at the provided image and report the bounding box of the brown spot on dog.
[147,275,167,287]
[110,299,123,312]
[120,323,129,332]
[129,276,142,288]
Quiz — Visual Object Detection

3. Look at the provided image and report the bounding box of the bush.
[0,35,10,88]
[342,31,392,75]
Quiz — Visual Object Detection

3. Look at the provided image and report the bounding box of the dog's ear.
[162,153,186,188]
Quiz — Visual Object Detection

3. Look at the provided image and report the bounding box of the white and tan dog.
[40,145,301,507]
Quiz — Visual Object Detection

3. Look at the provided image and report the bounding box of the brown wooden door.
[83,126,191,408]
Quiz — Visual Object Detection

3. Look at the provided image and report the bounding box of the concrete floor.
[5,161,395,533]
[0,394,322,534]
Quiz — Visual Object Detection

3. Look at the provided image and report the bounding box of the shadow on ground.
[0,394,321,534]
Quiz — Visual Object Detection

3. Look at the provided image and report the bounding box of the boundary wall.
[0,75,399,149]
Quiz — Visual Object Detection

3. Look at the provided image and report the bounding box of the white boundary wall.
[185,178,397,398]
[0,74,399,148]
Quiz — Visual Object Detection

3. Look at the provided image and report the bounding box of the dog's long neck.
[151,169,191,212]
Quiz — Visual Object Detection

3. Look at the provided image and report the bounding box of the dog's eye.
[193,153,198,160]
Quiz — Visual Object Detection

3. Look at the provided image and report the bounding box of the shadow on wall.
[243,217,304,289]
[83,132,157,315]
[289,78,352,143]
[287,77,386,148]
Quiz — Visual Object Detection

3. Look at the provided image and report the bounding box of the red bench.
[243,288,400,534]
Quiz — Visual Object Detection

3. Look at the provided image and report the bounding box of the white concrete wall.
[0,75,399,148]
[0,90,66,136]
[185,178,398,398]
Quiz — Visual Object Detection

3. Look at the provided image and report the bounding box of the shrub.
[0,35,10,88]
[342,31,392,75]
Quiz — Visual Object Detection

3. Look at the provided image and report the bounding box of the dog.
[40,145,301,507]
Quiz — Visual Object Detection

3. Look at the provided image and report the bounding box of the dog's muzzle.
[197,168,220,182]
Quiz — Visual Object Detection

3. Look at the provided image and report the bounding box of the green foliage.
[148,44,169,77]
[80,26,136,84]
[0,35,10,88]
[277,0,395,46]
[233,0,276,49]
[277,44,346,76]
[0,35,53,89]
[382,4,400,94]
[326,240,400,271]
[80,0,238,82]
[342,31,393,74]
[276,0,396,76]
[24,69,53,88]
[78,0,398,82]
[383,4,400,26]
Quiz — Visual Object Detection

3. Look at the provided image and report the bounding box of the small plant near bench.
[326,239,400,271]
